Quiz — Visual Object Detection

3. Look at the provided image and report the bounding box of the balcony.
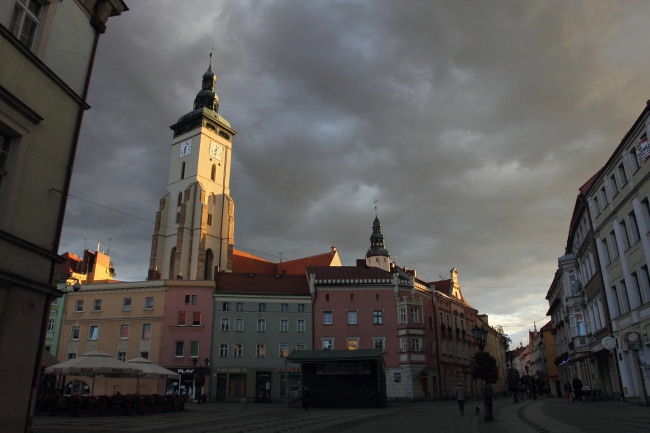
[569,335,591,353]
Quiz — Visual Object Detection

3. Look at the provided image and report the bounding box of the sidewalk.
[477,395,650,433]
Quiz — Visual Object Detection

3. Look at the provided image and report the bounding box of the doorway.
[255,372,272,402]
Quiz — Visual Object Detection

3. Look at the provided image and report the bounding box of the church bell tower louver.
[148,54,236,280]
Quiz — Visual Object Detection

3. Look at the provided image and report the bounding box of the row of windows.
[318,337,392,351]
[609,265,650,318]
[174,340,201,358]
[441,340,471,358]
[600,202,650,265]
[67,351,150,362]
[218,343,307,358]
[321,293,385,302]
[220,317,306,333]
[221,302,306,313]
[397,306,421,324]
[439,312,470,330]
[591,144,641,217]
[178,163,221,185]
[588,296,607,333]
[322,310,384,325]
[72,297,154,313]
[177,311,202,326]
[70,323,152,341]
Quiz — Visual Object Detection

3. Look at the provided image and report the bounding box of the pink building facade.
[160,280,215,399]
[308,264,440,400]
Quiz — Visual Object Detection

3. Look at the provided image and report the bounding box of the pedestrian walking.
[302,386,310,411]
[572,377,583,403]
[454,382,466,415]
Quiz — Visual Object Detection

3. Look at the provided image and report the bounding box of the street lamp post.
[472,324,493,421]
[192,358,197,402]
[203,357,210,403]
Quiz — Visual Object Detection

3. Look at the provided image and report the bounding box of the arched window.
[169,247,176,279]
[211,164,216,181]
[177,192,183,206]
[181,162,185,179]
[205,249,214,280]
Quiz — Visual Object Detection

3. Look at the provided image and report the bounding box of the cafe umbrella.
[44,350,142,394]
[126,357,180,394]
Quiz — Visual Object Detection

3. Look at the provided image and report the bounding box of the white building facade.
[587,101,650,402]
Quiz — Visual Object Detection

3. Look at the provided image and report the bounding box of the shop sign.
[394,373,401,383]
[601,336,616,351]
[624,332,642,350]
[216,367,247,373]
[275,367,301,373]
[316,362,371,375]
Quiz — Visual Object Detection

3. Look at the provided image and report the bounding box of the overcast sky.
[59,0,650,347]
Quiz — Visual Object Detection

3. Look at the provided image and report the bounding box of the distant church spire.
[193,52,219,112]
[365,210,391,271]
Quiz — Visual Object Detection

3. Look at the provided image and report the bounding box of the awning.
[560,349,608,366]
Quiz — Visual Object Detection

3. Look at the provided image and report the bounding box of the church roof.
[366,215,390,258]
[231,247,341,275]
[277,249,341,274]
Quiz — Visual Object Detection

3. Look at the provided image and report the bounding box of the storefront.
[167,367,206,399]
[211,366,301,403]
[287,349,387,408]
[277,366,301,405]
[214,367,247,401]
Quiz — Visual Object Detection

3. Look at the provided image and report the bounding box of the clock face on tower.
[179,139,192,158]
[209,140,224,161]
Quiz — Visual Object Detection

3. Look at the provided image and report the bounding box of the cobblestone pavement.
[31,396,650,433]
[32,400,477,433]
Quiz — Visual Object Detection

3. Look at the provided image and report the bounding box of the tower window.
[181,162,185,179]
[207,213,213,225]
[211,164,216,181]
[205,249,214,280]
[177,192,183,206]
[169,247,176,278]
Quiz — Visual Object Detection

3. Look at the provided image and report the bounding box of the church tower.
[149,54,236,280]
[365,214,391,271]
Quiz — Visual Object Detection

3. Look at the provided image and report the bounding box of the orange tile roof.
[232,248,340,275]
[231,249,277,274]
[278,250,339,274]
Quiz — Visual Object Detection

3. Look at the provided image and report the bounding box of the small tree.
[471,352,499,384]
[506,368,520,403]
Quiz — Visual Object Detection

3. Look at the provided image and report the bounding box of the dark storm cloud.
[59,0,650,345]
